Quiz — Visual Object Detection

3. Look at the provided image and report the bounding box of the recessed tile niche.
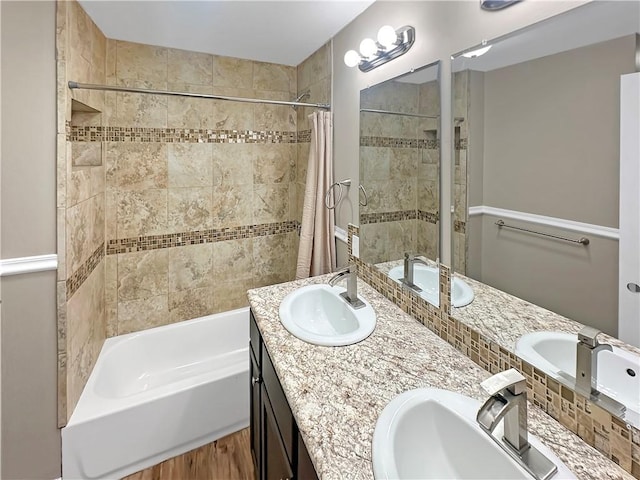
[71,99,102,167]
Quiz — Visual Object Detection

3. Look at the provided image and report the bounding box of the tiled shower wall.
[57,0,331,424]
[57,0,108,425]
[359,79,439,264]
[453,70,469,274]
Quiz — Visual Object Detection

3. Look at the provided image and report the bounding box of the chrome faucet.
[477,369,557,480]
[401,253,429,292]
[328,263,365,309]
[576,326,612,394]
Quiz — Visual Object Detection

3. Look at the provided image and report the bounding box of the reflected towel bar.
[495,219,590,245]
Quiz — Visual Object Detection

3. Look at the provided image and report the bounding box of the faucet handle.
[578,326,604,347]
[481,369,527,396]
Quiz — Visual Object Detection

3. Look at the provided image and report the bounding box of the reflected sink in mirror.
[278,284,376,346]
[372,388,575,479]
[516,332,640,424]
[387,264,474,307]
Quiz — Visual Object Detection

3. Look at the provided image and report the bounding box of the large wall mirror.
[358,61,442,307]
[450,2,640,426]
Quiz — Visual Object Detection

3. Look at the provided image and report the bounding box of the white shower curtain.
[295,111,336,279]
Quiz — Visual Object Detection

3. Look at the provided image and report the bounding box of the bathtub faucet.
[328,263,365,309]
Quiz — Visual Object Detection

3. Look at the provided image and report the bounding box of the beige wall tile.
[254,104,295,131]
[297,42,330,93]
[57,208,66,282]
[389,148,419,180]
[167,84,214,129]
[72,142,101,167]
[253,62,295,93]
[90,164,105,197]
[116,189,167,238]
[117,249,168,301]
[91,193,105,251]
[167,187,213,232]
[212,238,253,281]
[212,279,252,314]
[169,287,214,323]
[253,184,290,224]
[116,41,168,83]
[118,294,169,335]
[213,144,254,186]
[361,147,390,181]
[168,244,213,292]
[212,56,253,89]
[107,142,168,190]
[66,197,93,273]
[253,233,294,285]
[168,143,213,188]
[105,189,118,239]
[253,144,295,184]
[67,168,92,208]
[168,49,213,86]
[210,88,255,130]
[105,254,117,304]
[115,89,168,128]
[212,184,253,228]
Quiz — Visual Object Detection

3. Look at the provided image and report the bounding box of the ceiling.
[78,0,375,66]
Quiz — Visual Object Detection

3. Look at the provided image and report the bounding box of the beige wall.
[0,1,60,478]
[331,0,590,267]
[465,36,636,335]
[482,35,636,226]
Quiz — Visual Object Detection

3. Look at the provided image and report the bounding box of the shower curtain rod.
[359,108,438,119]
[68,81,331,109]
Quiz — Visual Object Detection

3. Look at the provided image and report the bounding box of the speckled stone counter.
[451,273,640,356]
[248,275,632,480]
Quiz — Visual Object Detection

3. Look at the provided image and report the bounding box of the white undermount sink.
[516,331,640,424]
[372,388,575,479]
[278,284,376,346]
[388,264,474,307]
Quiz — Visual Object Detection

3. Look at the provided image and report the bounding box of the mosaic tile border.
[297,129,311,143]
[107,220,299,255]
[360,136,439,149]
[68,126,302,144]
[66,242,105,299]
[455,138,468,150]
[360,210,439,225]
[347,224,639,478]
[454,219,466,234]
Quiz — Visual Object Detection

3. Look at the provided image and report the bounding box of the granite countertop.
[247,275,632,480]
[451,273,640,356]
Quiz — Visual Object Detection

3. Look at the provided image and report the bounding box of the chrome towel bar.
[495,219,590,246]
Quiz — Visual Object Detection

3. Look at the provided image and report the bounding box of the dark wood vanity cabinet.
[250,310,318,480]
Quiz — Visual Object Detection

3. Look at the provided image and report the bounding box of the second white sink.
[372,388,575,479]
[279,284,376,346]
[516,331,640,424]
[388,264,474,307]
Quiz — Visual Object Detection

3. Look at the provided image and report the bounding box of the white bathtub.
[62,307,250,480]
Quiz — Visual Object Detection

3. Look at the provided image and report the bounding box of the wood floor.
[123,428,255,480]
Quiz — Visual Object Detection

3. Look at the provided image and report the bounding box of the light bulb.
[377,25,398,48]
[343,50,361,68]
[359,38,378,58]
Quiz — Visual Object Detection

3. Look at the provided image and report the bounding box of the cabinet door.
[297,435,318,480]
[262,385,294,480]
[250,351,261,478]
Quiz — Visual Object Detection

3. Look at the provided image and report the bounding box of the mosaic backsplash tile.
[360,135,439,149]
[360,209,439,225]
[66,242,105,299]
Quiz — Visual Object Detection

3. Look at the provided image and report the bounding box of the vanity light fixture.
[343,25,416,72]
